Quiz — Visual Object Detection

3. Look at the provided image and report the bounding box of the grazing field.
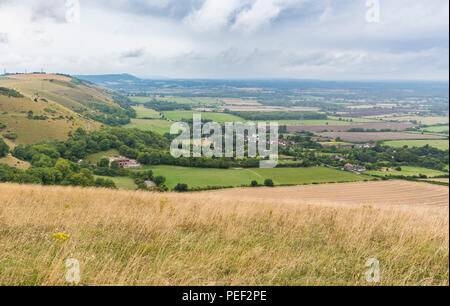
[421,178,449,183]
[384,139,449,150]
[220,106,320,112]
[251,167,368,185]
[132,96,221,107]
[0,183,447,286]
[84,149,119,164]
[319,132,446,142]
[421,125,449,134]
[94,175,136,190]
[139,166,263,189]
[365,166,447,178]
[222,98,261,106]
[124,119,173,134]
[132,106,160,119]
[163,111,245,123]
[377,116,449,125]
[287,122,415,133]
[136,166,368,189]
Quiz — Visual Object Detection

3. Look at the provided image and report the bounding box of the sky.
[0,0,448,80]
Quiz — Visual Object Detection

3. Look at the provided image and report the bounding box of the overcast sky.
[0,0,448,80]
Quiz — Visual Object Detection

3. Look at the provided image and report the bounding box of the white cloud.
[184,0,244,31]
[0,0,448,79]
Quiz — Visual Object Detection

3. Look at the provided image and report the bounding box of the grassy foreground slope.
[0,183,447,286]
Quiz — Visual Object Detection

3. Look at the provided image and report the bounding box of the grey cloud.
[121,48,146,58]
[30,0,68,23]
[0,33,8,43]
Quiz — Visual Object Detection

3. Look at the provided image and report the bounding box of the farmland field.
[0,182,447,286]
[133,106,160,119]
[251,167,368,185]
[140,165,263,189]
[94,175,137,190]
[384,139,449,150]
[134,166,368,189]
[84,149,119,164]
[163,111,245,123]
[422,125,449,134]
[124,119,173,134]
[376,116,449,125]
[365,166,447,178]
[287,122,415,133]
[319,132,446,142]
[131,96,222,107]
[208,180,449,208]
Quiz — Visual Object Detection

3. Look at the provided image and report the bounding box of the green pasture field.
[163,111,245,123]
[132,106,160,119]
[94,175,137,190]
[139,165,263,189]
[132,166,369,189]
[421,125,449,134]
[251,167,368,185]
[124,119,173,134]
[84,149,119,164]
[365,166,447,178]
[384,139,449,150]
[129,96,221,107]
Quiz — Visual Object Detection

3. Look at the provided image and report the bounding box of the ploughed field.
[318,132,447,142]
[287,122,415,133]
[0,182,448,286]
[207,180,449,208]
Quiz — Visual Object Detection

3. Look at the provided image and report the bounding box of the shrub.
[0,138,9,157]
[264,179,274,187]
[3,133,18,140]
[251,180,258,187]
[174,183,188,192]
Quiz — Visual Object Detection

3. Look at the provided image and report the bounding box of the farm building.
[144,181,157,188]
[109,156,142,169]
[332,155,346,162]
[344,163,366,172]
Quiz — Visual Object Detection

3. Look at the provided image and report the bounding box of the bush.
[154,176,166,187]
[250,180,258,187]
[174,183,188,192]
[0,138,9,157]
[3,133,18,140]
[264,179,275,187]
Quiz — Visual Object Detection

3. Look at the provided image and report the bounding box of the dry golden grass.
[5,74,72,82]
[0,183,448,286]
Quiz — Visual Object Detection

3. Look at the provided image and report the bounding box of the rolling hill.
[0,73,135,145]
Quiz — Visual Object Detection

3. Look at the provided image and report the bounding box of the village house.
[344,163,367,172]
[144,181,157,188]
[332,154,346,162]
[109,156,142,169]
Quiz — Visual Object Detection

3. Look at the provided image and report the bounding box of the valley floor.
[0,182,448,286]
